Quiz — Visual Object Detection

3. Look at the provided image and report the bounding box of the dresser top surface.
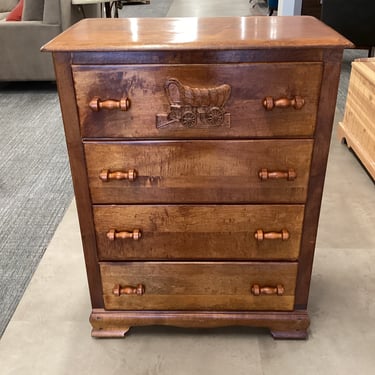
[42,16,352,52]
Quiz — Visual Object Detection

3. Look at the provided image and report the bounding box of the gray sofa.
[0,0,100,81]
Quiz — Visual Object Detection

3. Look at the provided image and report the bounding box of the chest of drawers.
[43,16,351,339]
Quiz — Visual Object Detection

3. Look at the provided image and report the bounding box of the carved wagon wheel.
[181,111,197,128]
[206,107,224,126]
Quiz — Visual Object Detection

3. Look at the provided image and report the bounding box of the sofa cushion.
[6,0,23,21]
[22,0,44,21]
[0,0,18,12]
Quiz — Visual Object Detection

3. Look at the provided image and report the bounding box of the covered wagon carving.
[156,78,231,129]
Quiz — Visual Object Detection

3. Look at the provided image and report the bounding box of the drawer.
[73,63,322,138]
[100,262,297,311]
[94,205,304,261]
[85,140,313,204]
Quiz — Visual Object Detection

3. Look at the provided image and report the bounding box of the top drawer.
[72,63,322,139]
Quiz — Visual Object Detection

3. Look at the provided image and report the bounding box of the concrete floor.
[1,1,375,374]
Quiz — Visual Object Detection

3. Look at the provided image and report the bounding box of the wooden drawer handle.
[251,284,285,296]
[107,229,142,241]
[263,96,305,110]
[258,168,296,181]
[89,96,130,112]
[99,169,137,182]
[255,229,289,241]
[112,284,145,296]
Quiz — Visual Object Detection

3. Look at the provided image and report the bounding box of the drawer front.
[100,262,297,311]
[94,205,304,261]
[73,63,322,138]
[85,140,313,204]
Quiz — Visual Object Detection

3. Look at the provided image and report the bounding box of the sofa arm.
[0,21,61,81]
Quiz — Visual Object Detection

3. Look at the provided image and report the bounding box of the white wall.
[278,0,302,15]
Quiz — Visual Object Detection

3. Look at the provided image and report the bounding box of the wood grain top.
[42,16,353,52]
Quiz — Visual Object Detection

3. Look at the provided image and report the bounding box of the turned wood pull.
[89,96,130,112]
[251,284,285,296]
[258,168,296,181]
[99,169,137,182]
[263,96,305,110]
[255,229,290,241]
[112,284,145,296]
[107,229,142,241]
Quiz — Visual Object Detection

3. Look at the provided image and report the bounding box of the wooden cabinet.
[301,0,321,19]
[338,58,375,180]
[43,16,351,339]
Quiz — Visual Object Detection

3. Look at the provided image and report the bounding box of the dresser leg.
[91,327,131,338]
[270,328,308,340]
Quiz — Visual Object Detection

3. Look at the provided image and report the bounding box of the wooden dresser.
[43,16,351,339]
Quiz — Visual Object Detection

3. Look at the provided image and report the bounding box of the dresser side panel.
[52,52,104,308]
[295,49,344,308]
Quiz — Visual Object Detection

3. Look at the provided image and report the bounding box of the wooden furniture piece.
[338,58,375,180]
[43,16,351,339]
[301,0,321,19]
[321,0,375,56]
